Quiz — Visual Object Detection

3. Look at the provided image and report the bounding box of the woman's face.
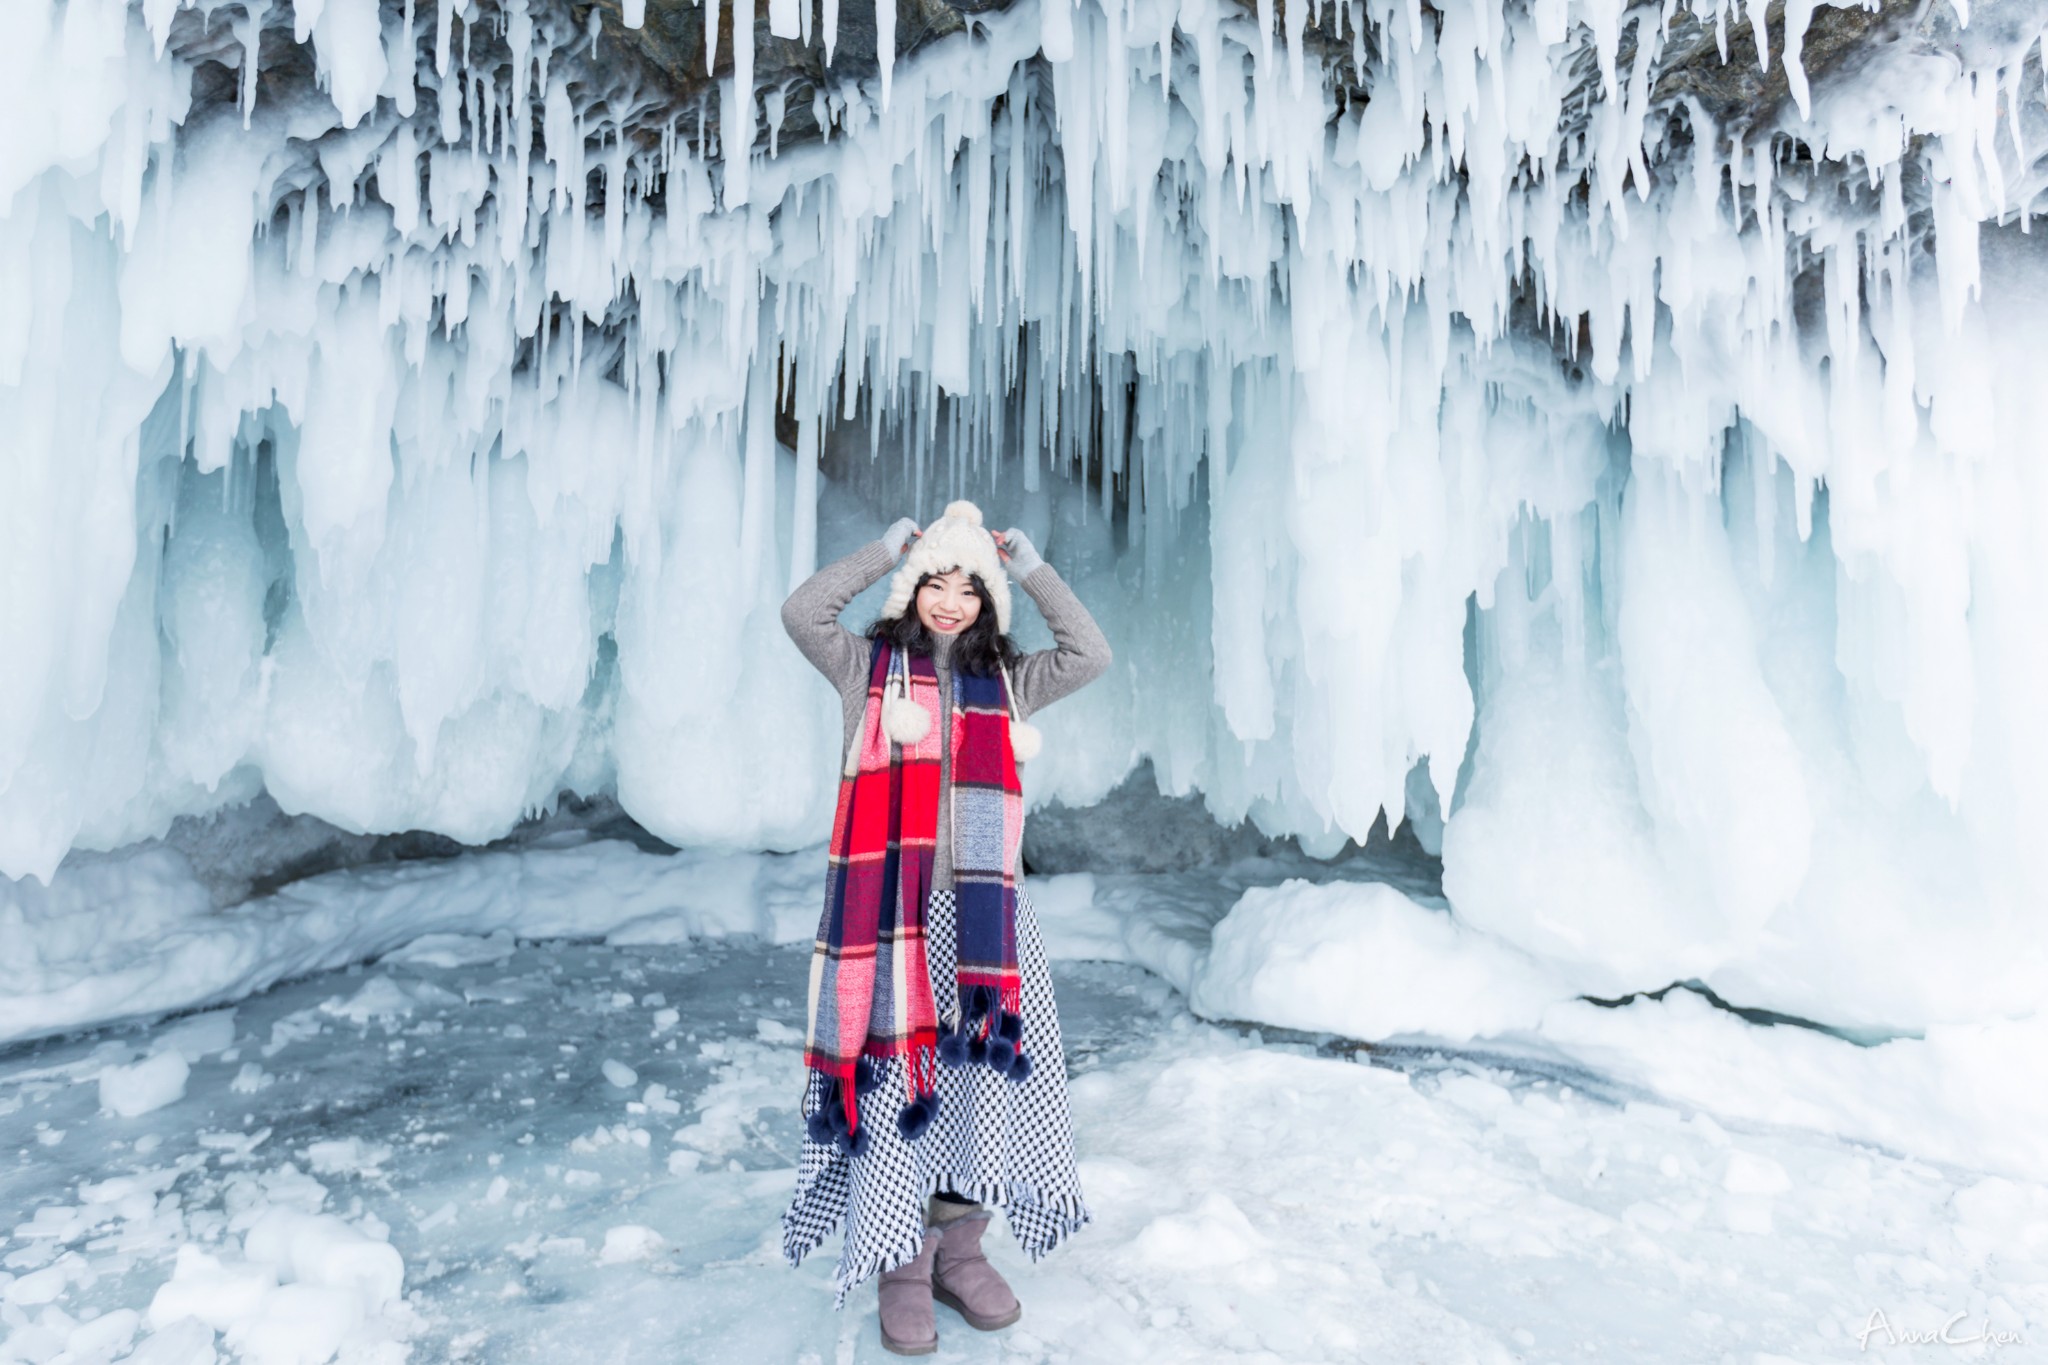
[915,569,982,635]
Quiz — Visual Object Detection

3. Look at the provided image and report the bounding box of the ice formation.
[5,0,2048,1037]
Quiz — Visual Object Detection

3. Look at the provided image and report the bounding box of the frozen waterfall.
[6,0,2048,1048]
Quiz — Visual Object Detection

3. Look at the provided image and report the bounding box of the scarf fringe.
[780,1172,1095,1310]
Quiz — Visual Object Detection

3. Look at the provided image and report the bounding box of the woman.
[777,500,1113,1355]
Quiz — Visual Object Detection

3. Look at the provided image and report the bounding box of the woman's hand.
[994,528,1043,578]
[883,516,922,557]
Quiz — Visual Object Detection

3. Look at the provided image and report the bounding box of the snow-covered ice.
[2,845,2041,1361]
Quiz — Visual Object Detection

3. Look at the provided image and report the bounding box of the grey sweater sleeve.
[780,538,898,699]
[1007,562,1113,717]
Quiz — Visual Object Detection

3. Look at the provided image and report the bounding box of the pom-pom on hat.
[879,500,1014,635]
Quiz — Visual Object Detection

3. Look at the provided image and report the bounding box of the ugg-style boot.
[876,1228,941,1356]
[929,1209,1022,1331]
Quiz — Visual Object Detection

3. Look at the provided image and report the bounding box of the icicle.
[396,0,419,118]
[723,0,756,206]
[877,0,896,111]
[435,0,454,75]
[1782,0,1817,119]
[233,0,270,127]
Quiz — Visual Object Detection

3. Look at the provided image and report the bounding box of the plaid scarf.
[802,638,1027,1151]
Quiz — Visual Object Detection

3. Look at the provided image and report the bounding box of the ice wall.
[4,0,2048,1034]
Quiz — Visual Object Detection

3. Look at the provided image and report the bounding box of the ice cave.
[1,0,2045,1357]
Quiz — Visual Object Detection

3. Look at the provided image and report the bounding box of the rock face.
[1647,0,1911,133]
[578,0,1008,150]
[164,0,1969,175]
[577,0,1950,157]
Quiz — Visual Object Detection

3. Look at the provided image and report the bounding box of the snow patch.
[1187,880,1573,1041]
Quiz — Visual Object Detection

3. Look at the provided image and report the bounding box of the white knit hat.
[879,500,1013,634]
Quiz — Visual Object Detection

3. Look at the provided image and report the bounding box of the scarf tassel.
[806,1074,871,1157]
[895,1044,942,1141]
[935,983,1032,1084]
[808,1043,943,1153]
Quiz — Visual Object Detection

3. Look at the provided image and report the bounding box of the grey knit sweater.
[780,536,1113,891]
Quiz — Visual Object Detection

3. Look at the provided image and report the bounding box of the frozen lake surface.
[4,927,2039,1363]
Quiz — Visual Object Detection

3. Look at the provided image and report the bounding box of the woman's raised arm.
[780,518,918,696]
[997,529,1113,717]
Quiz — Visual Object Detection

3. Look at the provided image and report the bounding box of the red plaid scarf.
[802,639,1026,1149]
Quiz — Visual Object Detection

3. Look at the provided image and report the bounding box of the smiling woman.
[863,502,1027,687]
[774,500,1112,1352]
[916,568,981,636]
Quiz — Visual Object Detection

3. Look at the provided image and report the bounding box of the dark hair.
[867,570,1021,677]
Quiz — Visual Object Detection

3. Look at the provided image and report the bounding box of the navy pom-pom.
[896,1094,935,1141]
[1006,1051,1033,1084]
[996,1010,1024,1043]
[937,1029,970,1068]
[854,1056,880,1094]
[966,1033,989,1064]
[839,1123,870,1158]
[806,1108,837,1145]
[986,1035,1016,1071]
[826,1102,850,1135]
[967,984,996,1020]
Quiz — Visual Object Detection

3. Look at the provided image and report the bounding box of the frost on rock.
[3,0,2048,1038]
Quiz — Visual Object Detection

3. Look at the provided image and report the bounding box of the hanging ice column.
[4,0,2048,1036]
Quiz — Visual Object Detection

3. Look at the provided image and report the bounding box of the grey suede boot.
[929,1207,1022,1331]
[876,1227,941,1356]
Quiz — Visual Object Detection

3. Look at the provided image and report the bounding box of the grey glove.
[880,515,922,558]
[999,527,1044,579]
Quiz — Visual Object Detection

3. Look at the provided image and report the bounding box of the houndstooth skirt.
[780,884,1093,1308]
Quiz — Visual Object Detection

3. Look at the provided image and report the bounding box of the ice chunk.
[304,1138,394,1176]
[319,978,417,1024]
[99,1052,191,1118]
[597,1225,667,1264]
[152,1010,238,1063]
[378,931,518,970]
[123,1320,220,1365]
[147,1246,277,1330]
[230,1063,274,1094]
[753,1018,801,1044]
[242,1208,406,1315]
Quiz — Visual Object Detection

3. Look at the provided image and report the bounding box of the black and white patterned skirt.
[780,884,1093,1309]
